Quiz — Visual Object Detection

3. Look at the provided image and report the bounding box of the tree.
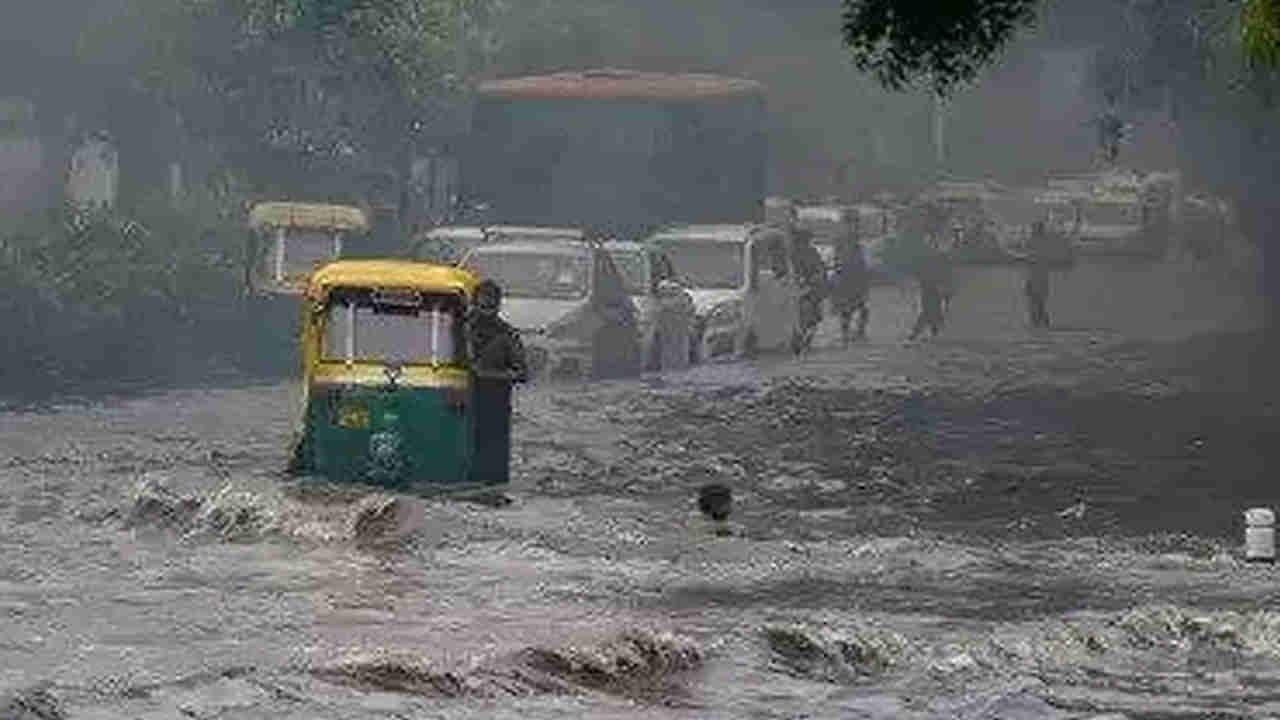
[841,0,1278,94]
[842,0,1280,321]
[840,0,1039,95]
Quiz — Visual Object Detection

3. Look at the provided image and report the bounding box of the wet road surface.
[3,256,1279,719]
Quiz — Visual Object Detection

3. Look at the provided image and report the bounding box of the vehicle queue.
[257,168,1205,493]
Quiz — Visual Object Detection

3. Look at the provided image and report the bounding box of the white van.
[646,224,803,361]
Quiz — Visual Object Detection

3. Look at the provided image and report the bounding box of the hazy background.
[0,0,1269,399]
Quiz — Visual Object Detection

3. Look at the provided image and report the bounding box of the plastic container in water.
[1245,508,1275,563]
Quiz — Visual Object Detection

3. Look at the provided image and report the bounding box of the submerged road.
[1,254,1277,719]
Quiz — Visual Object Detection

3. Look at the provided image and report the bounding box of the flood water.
[4,254,1280,719]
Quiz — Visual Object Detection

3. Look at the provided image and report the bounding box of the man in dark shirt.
[469,280,529,381]
[791,227,827,354]
[1025,221,1053,330]
[467,280,527,485]
[831,212,871,346]
[909,246,947,341]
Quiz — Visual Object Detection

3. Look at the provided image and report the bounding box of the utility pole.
[932,91,947,174]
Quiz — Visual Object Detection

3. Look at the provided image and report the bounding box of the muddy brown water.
[3,254,1279,719]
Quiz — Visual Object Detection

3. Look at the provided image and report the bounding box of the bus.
[463,68,767,236]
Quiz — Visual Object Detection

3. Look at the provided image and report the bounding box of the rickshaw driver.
[467,279,529,485]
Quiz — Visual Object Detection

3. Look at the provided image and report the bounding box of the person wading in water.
[1024,221,1053,330]
[908,234,949,341]
[831,211,871,346]
[467,279,528,485]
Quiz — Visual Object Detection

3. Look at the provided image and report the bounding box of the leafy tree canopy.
[840,0,1039,95]
[841,0,1278,97]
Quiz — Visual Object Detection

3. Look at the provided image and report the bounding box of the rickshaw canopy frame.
[305,260,480,305]
[249,202,370,233]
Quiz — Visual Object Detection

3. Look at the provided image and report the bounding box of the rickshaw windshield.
[278,229,341,278]
[323,288,465,366]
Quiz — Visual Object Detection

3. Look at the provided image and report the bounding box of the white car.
[460,238,641,381]
[412,225,586,264]
[645,224,804,362]
[601,241,697,371]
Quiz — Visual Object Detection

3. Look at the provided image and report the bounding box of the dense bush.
[0,199,249,398]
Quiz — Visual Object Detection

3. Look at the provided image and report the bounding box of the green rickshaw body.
[292,260,503,490]
[304,367,474,489]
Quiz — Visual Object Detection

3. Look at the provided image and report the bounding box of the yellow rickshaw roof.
[306,260,479,302]
[249,202,370,231]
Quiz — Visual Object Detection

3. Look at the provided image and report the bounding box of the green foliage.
[1244,0,1280,67]
[840,0,1039,95]
[0,196,247,390]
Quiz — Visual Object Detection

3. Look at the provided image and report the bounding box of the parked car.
[644,224,804,362]
[601,241,697,371]
[459,238,641,381]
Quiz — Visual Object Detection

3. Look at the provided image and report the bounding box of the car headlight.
[706,300,743,328]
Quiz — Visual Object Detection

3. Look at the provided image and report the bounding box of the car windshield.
[323,289,463,365]
[652,240,744,290]
[464,250,590,300]
[607,250,649,295]
[1084,202,1140,226]
[418,234,482,263]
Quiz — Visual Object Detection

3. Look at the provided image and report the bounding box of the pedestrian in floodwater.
[908,242,947,340]
[793,229,828,354]
[467,279,528,485]
[831,211,870,346]
[697,483,732,522]
[784,205,826,354]
[1025,221,1052,330]
[697,483,733,536]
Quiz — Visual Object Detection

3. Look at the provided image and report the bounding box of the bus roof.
[249,202,369,232]
[477,68,764,101]
[306,260,478,302]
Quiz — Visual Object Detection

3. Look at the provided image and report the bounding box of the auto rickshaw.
[288,259,512,490]
[246,201,370,295]
[242,202,370,376]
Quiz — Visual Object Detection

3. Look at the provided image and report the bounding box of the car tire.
[739,330,758,359]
